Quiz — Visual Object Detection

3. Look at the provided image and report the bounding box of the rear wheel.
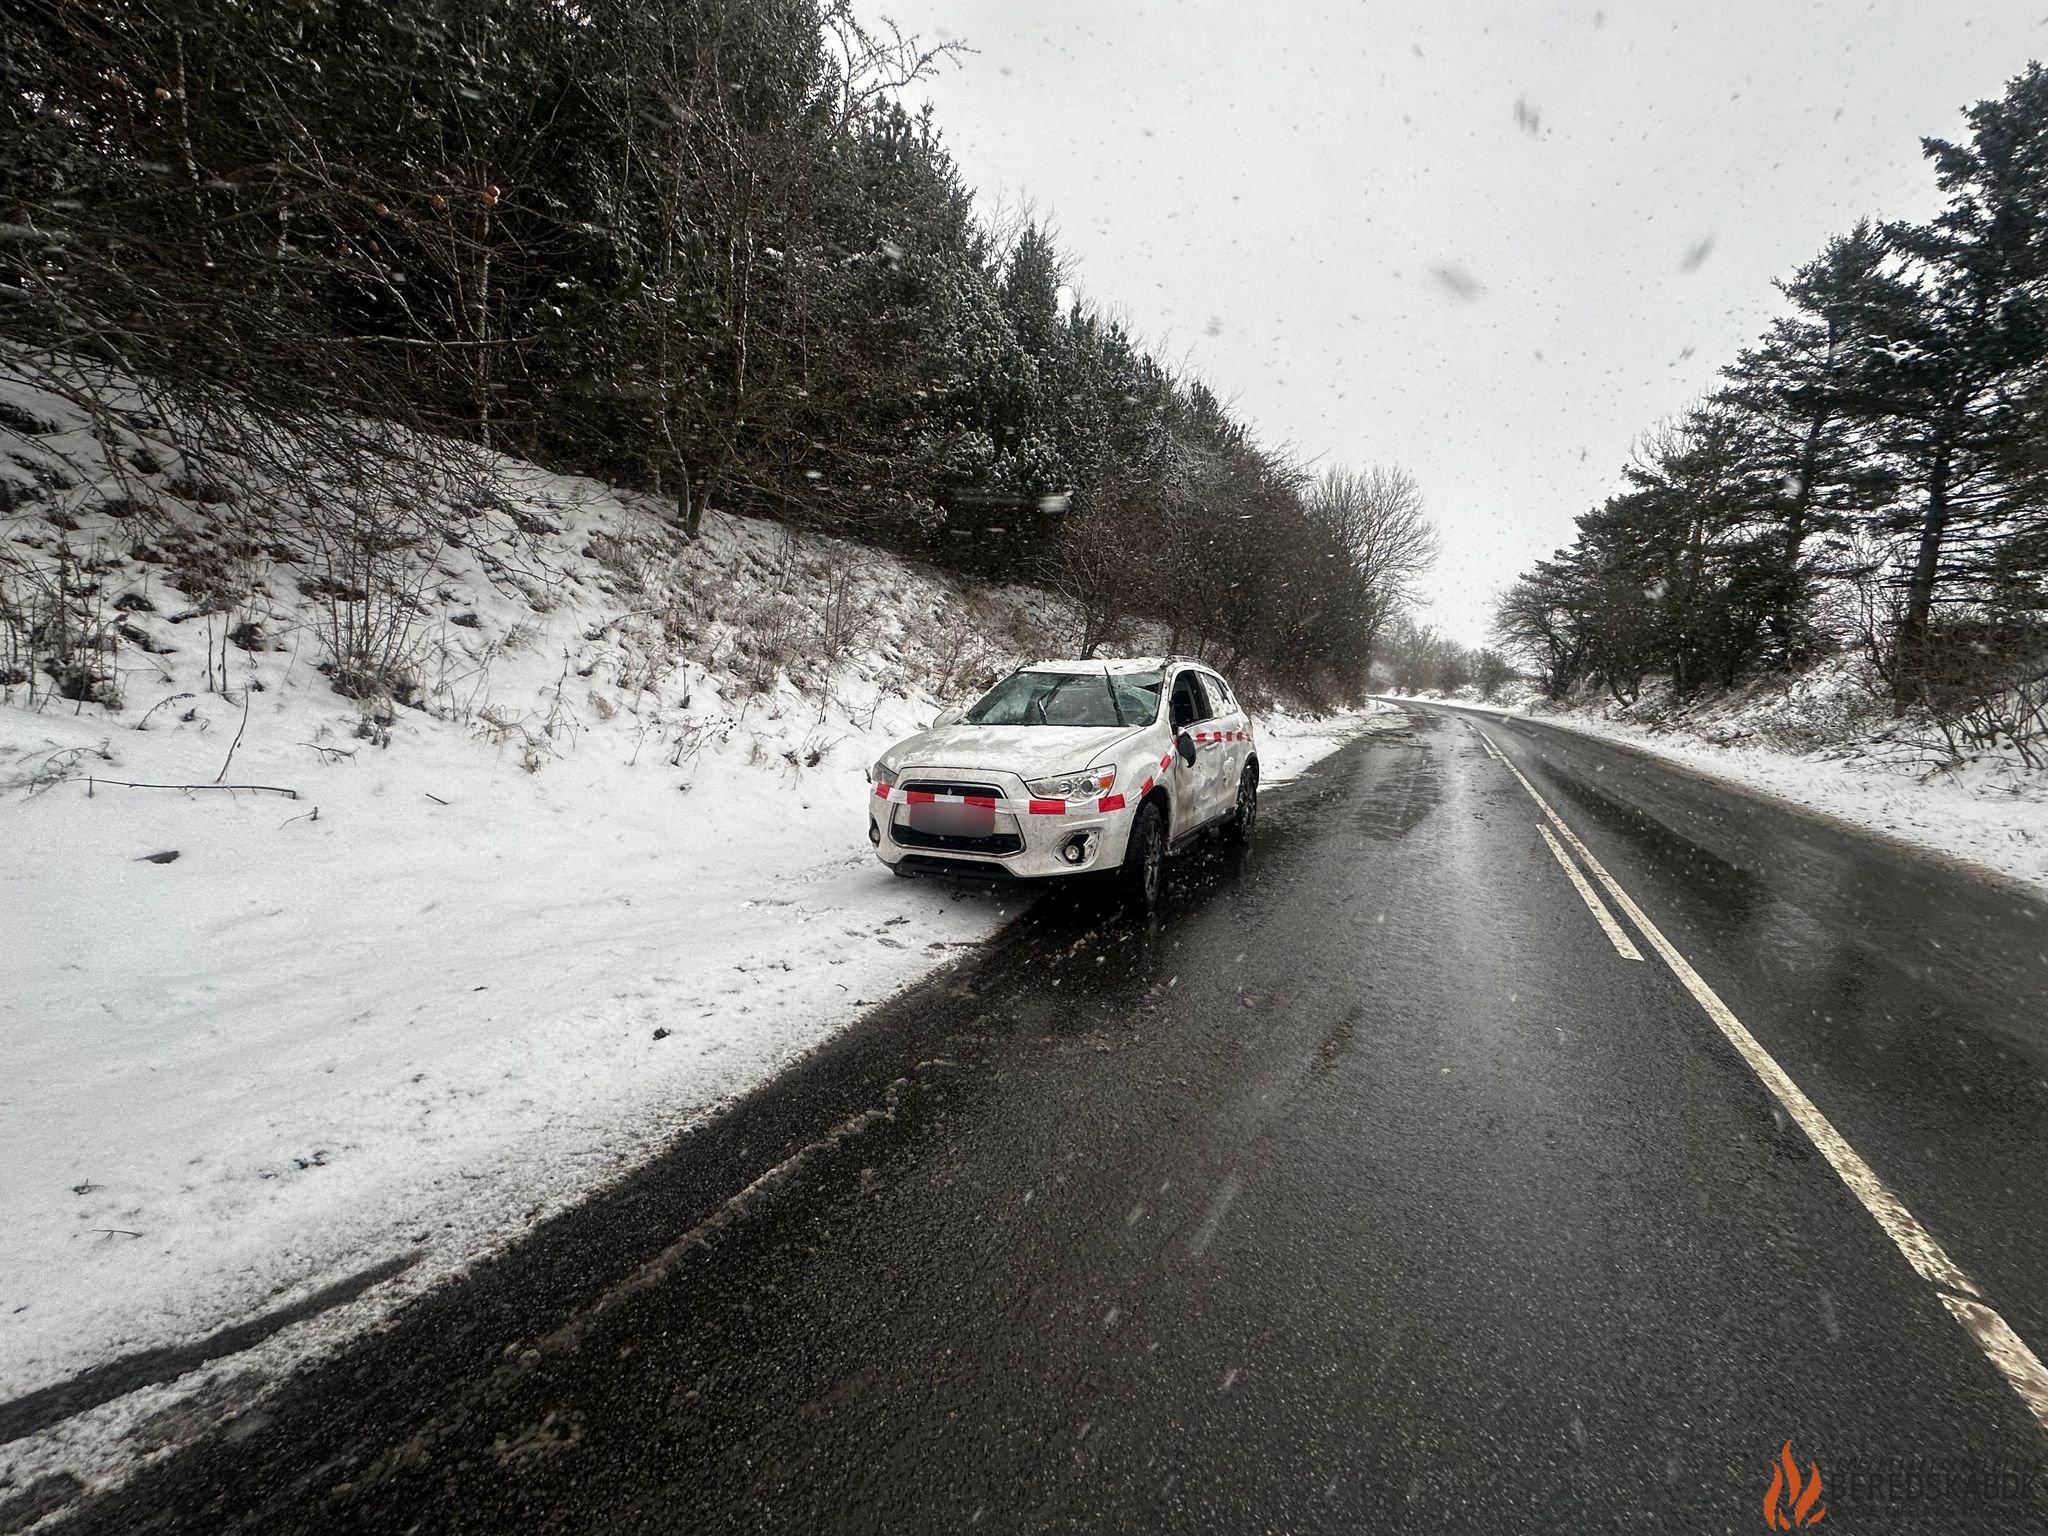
[1223,764,1259,847]
[1117,799,1167,914]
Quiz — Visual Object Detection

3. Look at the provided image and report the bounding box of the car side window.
[1200,672,1237,716]
[1169,671,1208,730]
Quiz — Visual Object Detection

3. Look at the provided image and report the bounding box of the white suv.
[868,657,1259,909]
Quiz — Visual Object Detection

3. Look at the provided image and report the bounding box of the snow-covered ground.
[0,360,1390,1499]
[1392,668,2048,895]
[1247,704,1393,785]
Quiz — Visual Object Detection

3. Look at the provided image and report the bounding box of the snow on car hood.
[882,722,1145,777]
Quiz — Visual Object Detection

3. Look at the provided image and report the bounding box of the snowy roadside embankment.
[0,362,1389,1497]
[1393,672,2048,895]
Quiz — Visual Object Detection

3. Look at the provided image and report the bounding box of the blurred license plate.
[906,801,996,837]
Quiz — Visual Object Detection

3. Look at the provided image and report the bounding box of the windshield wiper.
[1103,669,1128,727]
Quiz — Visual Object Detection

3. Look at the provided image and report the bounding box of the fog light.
[1060,832,1094,865]
[868,819,881,845]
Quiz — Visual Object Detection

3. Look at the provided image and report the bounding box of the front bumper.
[869,766,1137,880]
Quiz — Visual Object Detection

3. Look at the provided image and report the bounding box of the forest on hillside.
[1,0,1432,705]
[1494,65,2048,761]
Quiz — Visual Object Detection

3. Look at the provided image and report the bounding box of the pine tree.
[1866,64,2048,699]
[1715,226,1895,664]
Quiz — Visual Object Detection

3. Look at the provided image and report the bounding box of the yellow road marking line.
[1477,725,2048,1435]
[1538,823,1643,961]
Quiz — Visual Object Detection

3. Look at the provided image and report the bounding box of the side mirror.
[1176,731,1197,766]
[932,706,964,728]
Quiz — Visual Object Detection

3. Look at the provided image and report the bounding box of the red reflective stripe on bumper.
[904,790,935,804]
[963,795,997,809]
[874,783,889,799]
[1097,794,1127,813]
[1028,798,1066,815]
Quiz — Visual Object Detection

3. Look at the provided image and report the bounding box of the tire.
[1117,799,1168,914]
[1223,764,1259,847]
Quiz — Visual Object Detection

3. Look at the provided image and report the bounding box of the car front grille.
[895,853,1026,880]
[890,823,1024,855]
[892,781,1022,855]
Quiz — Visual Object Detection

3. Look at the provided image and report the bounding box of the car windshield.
[963,669,1164,728]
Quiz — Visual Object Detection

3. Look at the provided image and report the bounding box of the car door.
[1165,668,1220,829]
[1180,668,1235,824]
[1199,669,1250,797]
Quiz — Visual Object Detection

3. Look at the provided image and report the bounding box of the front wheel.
[1116,799,1167,914]
[1223,764,1259,847]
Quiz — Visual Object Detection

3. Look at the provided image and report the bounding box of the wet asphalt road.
[51,704,2048,1533]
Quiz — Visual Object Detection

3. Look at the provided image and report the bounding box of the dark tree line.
[1496,64,2048,745]
[2,0,1425,700]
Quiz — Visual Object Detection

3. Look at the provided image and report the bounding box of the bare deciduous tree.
[1307,466,1438,656]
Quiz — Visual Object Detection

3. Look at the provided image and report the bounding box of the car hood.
[882,722,1146,777]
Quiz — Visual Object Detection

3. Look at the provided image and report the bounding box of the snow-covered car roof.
[1022,657,1172,675]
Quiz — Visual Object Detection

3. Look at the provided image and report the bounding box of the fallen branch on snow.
[78,776,299,799]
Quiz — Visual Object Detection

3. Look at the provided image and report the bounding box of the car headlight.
[1026,766,1117,799]
[870,761,897,788]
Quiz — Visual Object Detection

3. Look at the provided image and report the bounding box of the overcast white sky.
[866,0,2047,643]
